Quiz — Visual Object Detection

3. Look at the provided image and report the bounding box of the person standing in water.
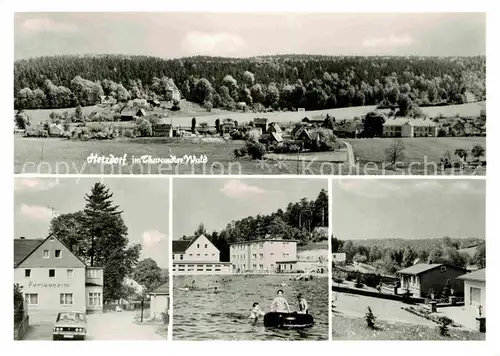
[270,290,291,313]
[297,293,309,314]
[249,302,265,322]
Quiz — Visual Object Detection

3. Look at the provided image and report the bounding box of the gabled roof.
[14,238,44,266]
[14,234,87,268]
[397,263,466,275]
[172,234,210,253]
[271,132,283,142]
[172,239,193,253]
[137,109,147,116]
[151,282,169,295]
[457,268,485,282]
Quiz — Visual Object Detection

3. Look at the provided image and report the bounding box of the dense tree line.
[14,55,485,111]
[332,236,485,275]
[182,189,328,261]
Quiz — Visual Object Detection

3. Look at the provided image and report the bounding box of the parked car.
[52,311,87,340]
[115,306,123,312]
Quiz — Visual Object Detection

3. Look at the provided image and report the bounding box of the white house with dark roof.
[383,117,438,138]
[149,282,170,320]
[14,235,104,317]
[172,234,232,275]
[458,268,486,313]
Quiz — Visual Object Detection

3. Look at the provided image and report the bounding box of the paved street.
[332,292,436,327]
[23,311,166,341]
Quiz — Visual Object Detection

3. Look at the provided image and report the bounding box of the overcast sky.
[332,179,486,240]
[14,178,169,268]
[172,178,327,239]
[14,12,486,59]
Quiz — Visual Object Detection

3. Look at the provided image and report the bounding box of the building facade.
[172,235,232,275]
[383,118,438,138]
[149,282,170,320]
[332,252,347,265]
[458,269,486,313]
[14,235,104,317]
[230,239,297,273]
[397,263,467,298]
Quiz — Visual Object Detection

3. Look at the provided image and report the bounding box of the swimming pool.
[173,274,328,340]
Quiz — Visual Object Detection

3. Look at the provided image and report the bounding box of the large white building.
[230,239,297,273]
[458,268,486,313]
[172,234,232,275]
[14,235,104,318]
[383,117,438,138]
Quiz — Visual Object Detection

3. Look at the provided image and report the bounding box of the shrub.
[355,275,364,288]
[25,126,48,137]
[439,316,452,337]
[362,274,382,289]
[245,141,267,160]
[15,111,31,130]
[137,119,153,137]
[365,306,376,329]
[161,308,169,325]
[306,128,338,152]
[14,284,24,324]
[123,129,136,138]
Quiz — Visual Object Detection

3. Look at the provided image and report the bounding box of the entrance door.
[470,287,481,305]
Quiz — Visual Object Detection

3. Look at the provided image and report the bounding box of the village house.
[253,118,269,133]
[172,234,232,275]
[230,239,297,273]
[268,122,283,135]
[149,282,170,320]
[154,118,173,137]
[396,263,467,298]
[383,117,438,138]
[221,118,236,134]
[99,95,116,105]
[332,252,347,265]
[14,235,104,317]
[277,249,328,274]
[457,268,486,313]
[120,108,147,122]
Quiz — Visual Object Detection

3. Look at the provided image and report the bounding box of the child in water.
[249,302,265,322]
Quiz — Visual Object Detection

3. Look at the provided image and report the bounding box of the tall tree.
[132,258,163,295]
[50,183,141,302]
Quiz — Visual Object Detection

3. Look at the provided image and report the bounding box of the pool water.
[173,275,328,340]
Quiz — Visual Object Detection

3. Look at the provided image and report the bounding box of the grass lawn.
[346,137,486,175]
[15,136,349,175]
[331,314,485,340]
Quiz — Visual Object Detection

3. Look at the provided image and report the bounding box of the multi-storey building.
[230,239,297,273]
[172,234,232,275]
[14,235,104,317]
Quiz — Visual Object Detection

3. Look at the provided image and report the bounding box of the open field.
[14,135,486,175]
[15,136,349,175]
[22,100,486,128]
[331,314,485,340]
[346,137,486,164]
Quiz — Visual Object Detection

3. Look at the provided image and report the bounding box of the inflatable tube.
[263,312,314,329]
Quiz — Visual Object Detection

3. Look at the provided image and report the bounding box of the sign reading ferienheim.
[28,282,70,288]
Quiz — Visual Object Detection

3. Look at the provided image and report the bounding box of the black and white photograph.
[330,179,486,340]
[13,177,170,340]
[171,178,329,340]
[13,12,486,176]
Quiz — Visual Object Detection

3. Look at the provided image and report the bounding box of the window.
[55,250,61,258]
[189,254,193,257]
[67,269,73,279]
[43,250,49,258]
[25,293,38,305]
[196,254,200,256]
[25,269,31,277]
[205,254,208,257]
[252,254,257,259]
[60,293,73,305]
[88,292,101,306]
[204,244,207,248]
[197,244,200,248]
[259,254,263,260]
[49,269,55,278]
[87,269,99,278]
[180,254,184,260]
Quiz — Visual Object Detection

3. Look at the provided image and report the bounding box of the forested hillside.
[182,189,328,261]
[14,54,486,111]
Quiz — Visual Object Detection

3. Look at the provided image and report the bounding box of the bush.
[245,141,267,160]
[14,284,24,324]
[362,274,382,289]
[123,129,136,138]
[355,275,364,288]
[439,316,452,337]
[365,306,376,329]
[306,128,338,152]
[136,119,153,137]
[25,126,48,137]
